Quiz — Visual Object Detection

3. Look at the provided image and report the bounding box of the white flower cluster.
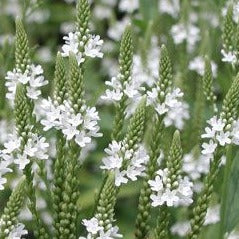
[1,132,49,172]
[147,87,189,129]
[183,153,210,192]
[101,74,139,104]
[101,37,160,118]
[149,169,193,207]
[40,99,102,148]
[201,116,239,160]
[158,0,180,18]
[7,223,28,239]
[62,31,103,64]
[5,64,48,101]
[170,22,200,52]
[79,217,122,239]
[100,141,149,187]
[119,0,139,13]
[189,56,218,77]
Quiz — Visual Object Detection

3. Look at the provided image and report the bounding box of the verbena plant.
[1,0,239,239]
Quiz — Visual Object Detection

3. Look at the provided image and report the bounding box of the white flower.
[0,177,7,190]
[115,169,128,187]
[189,56,217,77]
[101,155,123,170]
[201,127,215,139]
[150,192,165,207]
[216,131,231,146]
[204,204,220,225]
[62,32,80,57]
[14,154,30,170]
[176,177,194,206]
[221,49,237,64]
[171,221,190,237]
[183,153,209,181]
[8,223,28,239]
[119,0,139,13]
[161,188,179,207]
[164,101,189,130]
[159,0,180,18]
[82,217,103,235]
[3,136,21,154]
[108,17,130,41]
[207,116,225,132]
[148,176,164,192]
[170,23,200,52]
[75,131,92,147]
[85,35,104,58]
[202,140,217,155]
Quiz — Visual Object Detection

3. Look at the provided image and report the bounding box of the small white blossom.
[202,140,217,155]
[14,154,30,170]
[8,223,28,239]
[82,217,103,235]
[221,49,237,65]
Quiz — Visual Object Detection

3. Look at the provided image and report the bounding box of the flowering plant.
[1,0,239,239]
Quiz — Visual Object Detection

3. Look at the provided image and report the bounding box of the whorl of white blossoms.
[101,36,160,118]
[170,22,200,53]
[79,217,122,239]
[7,223,28,239]
[221,49,238,65]
[201,116,239,160]
[119,0,139,13]
[101,73,140,104]
[100,141,149,187]
[0,131,49,173]
[158,0,180,18]
[61,31,103,65]
[189,56,218,77]
[149,168,193,207]
[40,99,102,148]
[147,87,189,129]
[5,64,48,101]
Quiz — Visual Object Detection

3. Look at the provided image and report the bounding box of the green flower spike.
[154,130,183,239]
[112,25,133,141]
[14,20,49,239]
[95,98,147,231]
[52,53,68,239]
[202,56,217,112]
[188,75,239,239]
[135,45,173,239]
[57,53,84,239]
[15,18,30,73]
[0,176,26,239]
[222,3,235,52]
[76,0,91,51]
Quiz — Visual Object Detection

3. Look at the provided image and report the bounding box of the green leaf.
[220,148,239,235]
[139,0,158,22]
